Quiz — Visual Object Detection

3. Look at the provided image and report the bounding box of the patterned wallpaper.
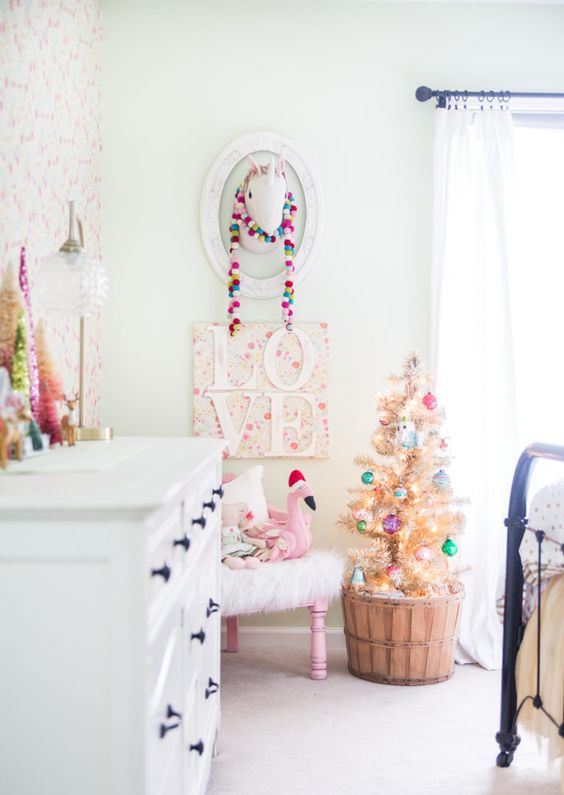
[0,0,102,425]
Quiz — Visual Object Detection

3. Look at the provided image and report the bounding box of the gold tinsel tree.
[338,353,466,598]
[0,264,24,373]
[12,310,30,399]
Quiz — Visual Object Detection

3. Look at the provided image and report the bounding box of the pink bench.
[221,550,344,680]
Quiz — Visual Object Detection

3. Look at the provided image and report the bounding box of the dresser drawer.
[147,507,184,621]
[147,627,183,795]
[185,467,223,551]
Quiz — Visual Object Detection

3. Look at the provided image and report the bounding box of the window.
[511,117,564,486]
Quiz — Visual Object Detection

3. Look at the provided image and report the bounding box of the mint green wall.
[102,1,564,628]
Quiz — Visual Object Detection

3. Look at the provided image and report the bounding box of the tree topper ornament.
[227,154,297,336]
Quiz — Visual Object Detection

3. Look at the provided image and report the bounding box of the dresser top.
[0,437,225,516]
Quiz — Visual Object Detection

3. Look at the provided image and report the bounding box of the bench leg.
[310,597,328,680]
[226,615,239,653]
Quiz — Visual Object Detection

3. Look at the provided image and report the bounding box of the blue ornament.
[361,470,374,485]
[394,486,408,500]
[432,469,451,490]
[350,565,366,586]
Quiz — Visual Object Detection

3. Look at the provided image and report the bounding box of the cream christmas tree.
[338,353,466,598]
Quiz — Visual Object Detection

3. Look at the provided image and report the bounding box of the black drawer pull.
[191,628,206,645]
[192,515,206,529]
[206,598,220,617]
[212,485,224,499]
[203,499,216,513]
[205,678,219,699]
[189,740,204,756]
[160,721,181,738]
[166,704,182,720]
[173,534,191,552]
[151,563,171,582]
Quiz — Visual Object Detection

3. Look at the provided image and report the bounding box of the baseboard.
[220,625,346,650]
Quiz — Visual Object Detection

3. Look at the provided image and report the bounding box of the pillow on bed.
[222,465,269,523]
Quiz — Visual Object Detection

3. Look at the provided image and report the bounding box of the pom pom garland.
[228,185,298,335]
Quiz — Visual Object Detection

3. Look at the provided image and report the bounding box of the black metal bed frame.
[496,442,564,767]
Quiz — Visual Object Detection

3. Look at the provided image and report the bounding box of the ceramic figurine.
[398,418,418,450]
[61,395,79,446]
[0,413,24,467]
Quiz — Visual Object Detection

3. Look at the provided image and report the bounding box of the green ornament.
[361,470,374,485]
[442,538,458,557]
[356,520,367,533]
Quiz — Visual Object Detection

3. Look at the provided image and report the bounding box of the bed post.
[496,442,564,767]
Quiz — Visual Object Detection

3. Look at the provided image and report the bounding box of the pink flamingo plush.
[245,470,317,562]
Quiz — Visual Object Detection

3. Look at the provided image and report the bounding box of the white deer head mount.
[239,154,287,255]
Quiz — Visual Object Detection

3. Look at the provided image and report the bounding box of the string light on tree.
[338,353,466,598]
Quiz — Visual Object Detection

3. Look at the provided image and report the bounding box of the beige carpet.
[208,645,560,795]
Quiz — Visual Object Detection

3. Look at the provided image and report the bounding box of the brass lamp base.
[76,426,114,442]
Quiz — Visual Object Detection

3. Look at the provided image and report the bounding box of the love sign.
[193,323,329,458]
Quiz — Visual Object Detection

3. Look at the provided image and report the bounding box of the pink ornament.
[386,565,401,577]
[352,507,373,523]
[18,247,40,421]
[383,514,401,535]
[422,392,437,410]
[415,546,433,562]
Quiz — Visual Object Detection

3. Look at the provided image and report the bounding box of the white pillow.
[222,465,269,523]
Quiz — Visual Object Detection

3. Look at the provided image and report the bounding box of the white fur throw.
[221,549,346,616]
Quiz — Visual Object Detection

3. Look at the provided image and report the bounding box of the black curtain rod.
[416,85,564,108]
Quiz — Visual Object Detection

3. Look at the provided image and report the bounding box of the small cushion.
[221,549,346,616]
[222,465,269,523]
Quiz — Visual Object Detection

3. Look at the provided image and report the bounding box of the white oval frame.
[200,130,324,299]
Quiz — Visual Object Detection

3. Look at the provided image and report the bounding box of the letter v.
[204,391,259,456]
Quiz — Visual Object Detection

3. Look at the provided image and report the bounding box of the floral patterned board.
[0,1,101,425]
[193,323,330,458]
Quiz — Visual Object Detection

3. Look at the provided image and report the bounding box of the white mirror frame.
[200,131,324,299]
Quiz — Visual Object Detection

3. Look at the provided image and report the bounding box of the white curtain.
[431,109,519,669]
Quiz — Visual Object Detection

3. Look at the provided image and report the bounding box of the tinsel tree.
[0,264,24,373]
[35,320,63,445]
[11,310,30,399]
[338,353,466,598]
[19,247,40,421]
[28,418,44,451]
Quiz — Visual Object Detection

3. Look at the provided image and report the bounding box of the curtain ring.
[462,90,468,110]
[478,91,485,111]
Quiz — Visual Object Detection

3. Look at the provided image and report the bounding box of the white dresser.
[0,437,225,795]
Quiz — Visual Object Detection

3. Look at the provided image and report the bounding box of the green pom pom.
[361,470,374,485]
[356,520,367,533]
[442,538,458,557]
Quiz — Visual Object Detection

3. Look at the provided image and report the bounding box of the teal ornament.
[432,469,451,490]
[394,486,408,500]
[356,520,367,533]
[350,565,366,586]
[442,538,458,557]
[361,470,374,485]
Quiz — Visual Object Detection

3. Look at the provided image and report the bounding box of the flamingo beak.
[304,495,316,511]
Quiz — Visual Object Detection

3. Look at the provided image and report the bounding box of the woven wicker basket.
[342,588,464,686]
